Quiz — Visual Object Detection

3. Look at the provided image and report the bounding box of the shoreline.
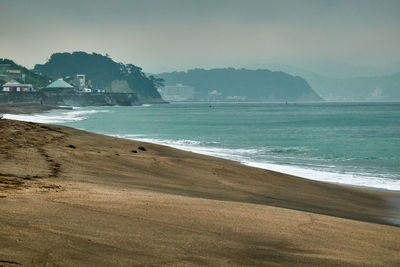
[2,104,400,193]
[119,135,400,194]
[1,117,400,223]
[1,118,400,265]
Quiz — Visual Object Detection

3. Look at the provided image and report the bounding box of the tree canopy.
[34,52,162,99]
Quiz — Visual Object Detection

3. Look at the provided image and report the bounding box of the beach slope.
[0,119,399,266]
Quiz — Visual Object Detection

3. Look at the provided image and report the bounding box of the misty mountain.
[325,73,400,101]
[34,52,163,101]
[265,64,400,101]
[155,68,322,102]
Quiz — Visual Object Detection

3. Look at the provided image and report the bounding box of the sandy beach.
[1,118,400,266]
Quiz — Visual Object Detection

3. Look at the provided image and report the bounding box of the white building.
[158,84,194,101]
[75,74,85,90]
[2,79,34,92]
[206,90,223,101]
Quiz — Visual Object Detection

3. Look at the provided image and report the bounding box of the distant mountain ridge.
[328,72,400,101]
[155,68,322,101]
[34,52,164,102]
[265,64,400,101]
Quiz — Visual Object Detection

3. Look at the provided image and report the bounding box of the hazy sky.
[1,0,399,77]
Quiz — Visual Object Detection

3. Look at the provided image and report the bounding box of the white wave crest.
[3,109,110,124]
[243,161,400,191]
[119,136,265,161]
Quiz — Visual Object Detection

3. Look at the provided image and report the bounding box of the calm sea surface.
[6,102,400,190]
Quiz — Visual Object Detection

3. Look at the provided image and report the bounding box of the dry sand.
[0,119,400,266]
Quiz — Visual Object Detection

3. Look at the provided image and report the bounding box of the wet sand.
[0,103,71,115]
[0,119,400,266]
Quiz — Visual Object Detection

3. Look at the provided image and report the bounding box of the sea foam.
[3,109,109,124]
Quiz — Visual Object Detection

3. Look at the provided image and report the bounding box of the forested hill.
[155,68,322,101]
[0,58,49,89]
[34,52,163,101]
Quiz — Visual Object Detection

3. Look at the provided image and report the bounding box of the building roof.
[2,79,32,87]
[3,79,19,86]
[46,78,74,89]
[6,69,21,74]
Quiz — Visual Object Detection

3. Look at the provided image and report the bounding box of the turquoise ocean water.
[5,102,400,191]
